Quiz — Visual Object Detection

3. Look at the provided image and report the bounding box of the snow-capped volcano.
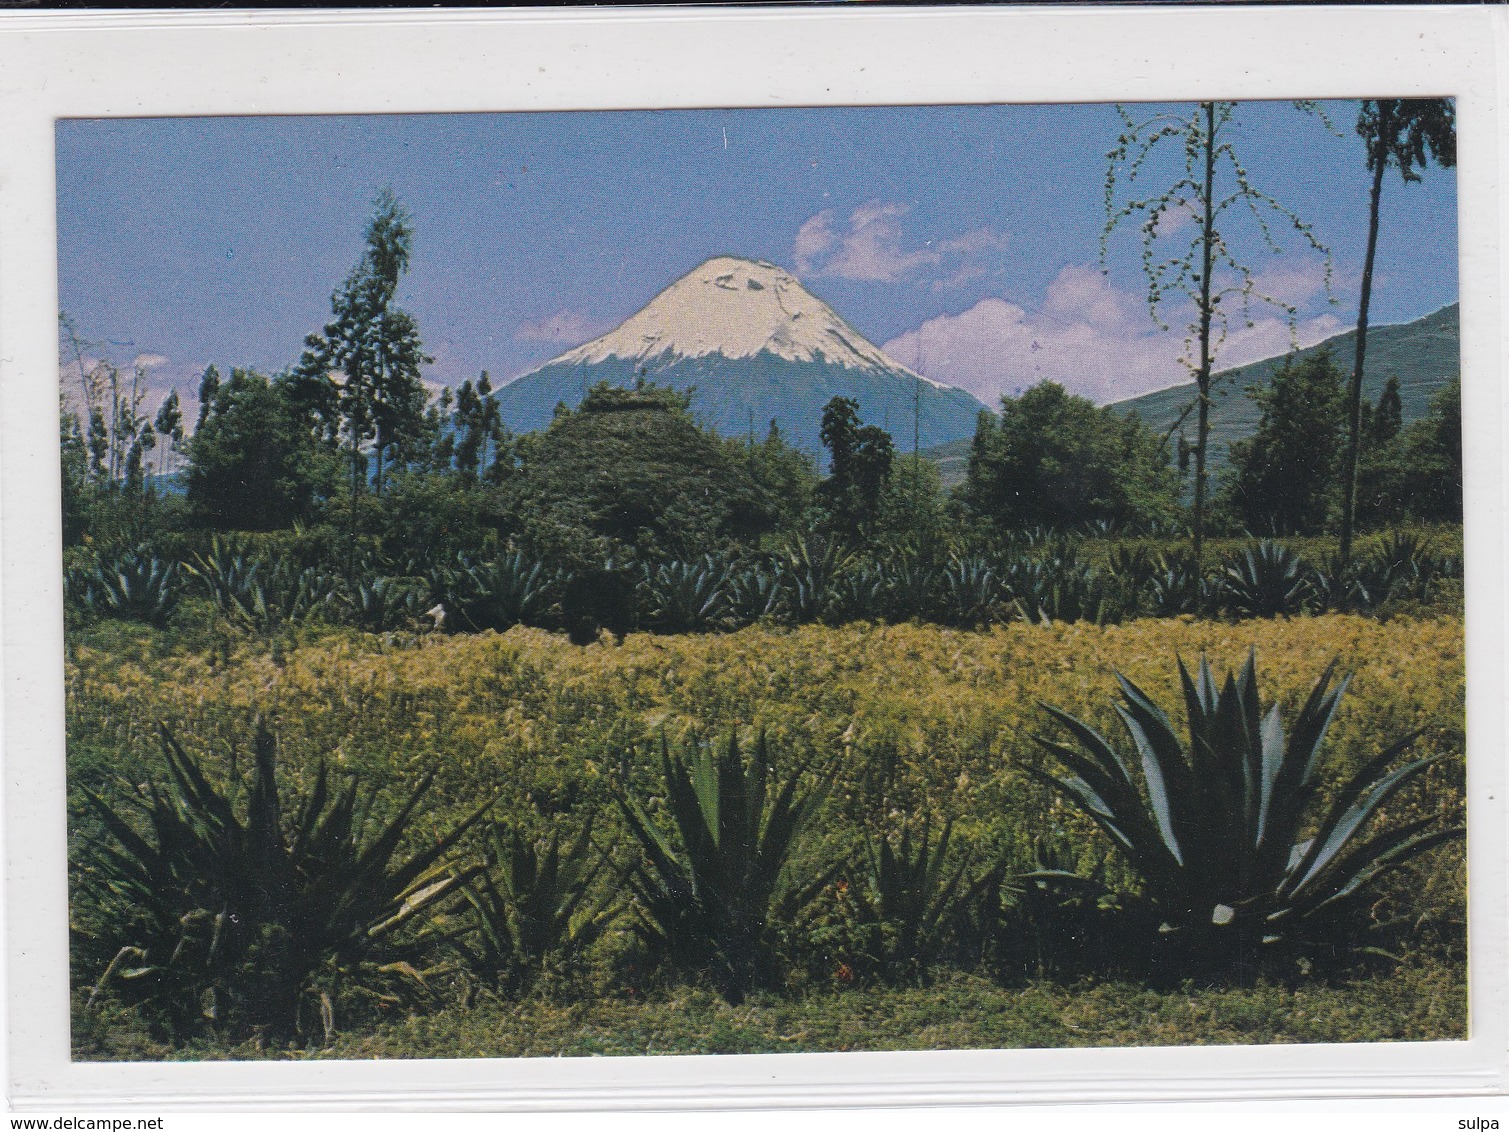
[495,256,987,452]
[555,256,947,386]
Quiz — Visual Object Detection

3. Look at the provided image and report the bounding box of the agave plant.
[842,818,1006,984]
[1003,550,1108,625]
[936,555,1001,629]
[453,818,620,991]
[1032,652,1461,978]
[779,534,852,625]
[1149,550,1209,617]
[1220,540,1311,618]
[1372,530,1433,576]
[444,550,560,633]
[78,724,491,1043]
[186,546,338,633]
[639,555,733,633]
[1306,552,1360,614]
[826,558,888,625]
[727,559,786,625]
[73,547,183,627]
[185,536,257,609]
[880,552,940,623]
[1000,556,1050,622]
[1367,531,1453,604]
[336,574,428,632]
[612,731,830,1002]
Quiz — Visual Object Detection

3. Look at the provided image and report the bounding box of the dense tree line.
[1219,348,1461,536]
[59,188,1462,596]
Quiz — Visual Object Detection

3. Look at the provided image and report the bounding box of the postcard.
[5,3,1505,1112]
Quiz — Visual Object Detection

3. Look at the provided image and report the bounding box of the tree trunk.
[1193,101,1218,568]
[1341,144,1388,567]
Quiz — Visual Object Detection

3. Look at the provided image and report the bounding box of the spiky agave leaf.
[79,723,492,1042]
[1033,652,1461,975]
[454,817,620,988]
[612,730,827,1002]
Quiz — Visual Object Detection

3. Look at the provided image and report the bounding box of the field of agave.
[66,570,1468,1056]
[65,525,1463,638]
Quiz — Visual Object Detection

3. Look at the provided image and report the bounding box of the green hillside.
[921,304,1459,489]
[1109,304,1459,475]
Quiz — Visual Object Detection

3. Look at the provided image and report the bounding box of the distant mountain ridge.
[920,303,1460,489]
[494,256,988,454]
[1110,304,1460,475]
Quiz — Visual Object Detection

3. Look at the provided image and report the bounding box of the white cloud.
[793,211,838,268]
[793,201,1008,286]
[882,264,1345,408]
[515,310,603,344]
[1246,258,1335,309]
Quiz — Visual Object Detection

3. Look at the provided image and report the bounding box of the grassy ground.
[66,610,1468,1060]
[74,962,1465,1061]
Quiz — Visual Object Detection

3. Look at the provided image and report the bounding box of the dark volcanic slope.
[495,352,987,455]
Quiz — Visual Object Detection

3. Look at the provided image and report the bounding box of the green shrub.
[1032,652,1461,981]
[78,724,491,1044]
[613,731,831,1002]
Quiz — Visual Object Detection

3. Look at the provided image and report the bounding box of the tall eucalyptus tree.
[292,188,431,498]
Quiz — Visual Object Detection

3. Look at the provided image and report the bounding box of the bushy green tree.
[877,452,952,559]
[451,371,511,486]
[962,382,1177,532]
[510,381,776,564]
[186,369,331,530]
[740,420,820,534]
[152,390,184,478]
[1355,374,1409,528]
[819,396,894,540]
[1221,348,1346,536]
[1398,374,1462,523]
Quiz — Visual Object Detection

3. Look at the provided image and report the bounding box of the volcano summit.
[494,256,988,453]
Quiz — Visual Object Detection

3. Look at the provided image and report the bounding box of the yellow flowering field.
[68,613,1466,866]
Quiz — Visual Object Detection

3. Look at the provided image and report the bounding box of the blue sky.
[56,101,1457,417]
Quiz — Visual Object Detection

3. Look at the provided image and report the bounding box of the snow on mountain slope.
[551,256,949,388]
[495,255,988,452]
